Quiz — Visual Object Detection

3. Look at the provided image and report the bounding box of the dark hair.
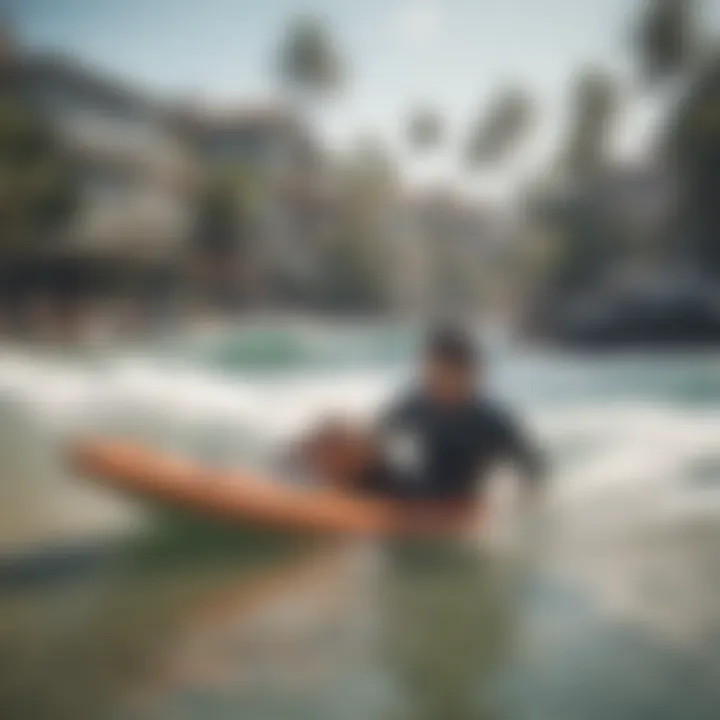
[425,325,478,368]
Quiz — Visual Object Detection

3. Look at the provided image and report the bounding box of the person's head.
[422,325,480,405]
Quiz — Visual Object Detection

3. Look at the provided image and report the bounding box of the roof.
[171,102,302,138]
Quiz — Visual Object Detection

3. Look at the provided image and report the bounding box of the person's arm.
[494,406,546,500]
[378,392,412,433]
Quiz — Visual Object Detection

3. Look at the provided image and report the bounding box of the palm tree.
[562,67,618,181]
[464,85,533,167]
[406,105,444,152]
[636,0,698,82]
[667,51,720,274]
[276,14,345,104]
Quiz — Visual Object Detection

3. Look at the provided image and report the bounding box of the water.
[0,323,719,719]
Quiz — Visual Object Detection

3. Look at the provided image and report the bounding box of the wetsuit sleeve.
[378,393,414,432]
[493,407,546,488]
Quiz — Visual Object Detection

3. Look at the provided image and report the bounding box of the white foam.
[1,348,719,552]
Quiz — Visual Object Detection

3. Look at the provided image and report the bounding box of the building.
[393,189,506,317]
[176,105,335,307]
[2,41,195,331]
[9,51,193,253]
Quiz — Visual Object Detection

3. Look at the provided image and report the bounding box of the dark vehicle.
[553,281,720,349]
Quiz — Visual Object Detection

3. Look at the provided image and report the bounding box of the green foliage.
[465,86,534,167]
[315,137,398,311]
[0,96,77,251]
[277,15,344,99]
[195,166,263,255]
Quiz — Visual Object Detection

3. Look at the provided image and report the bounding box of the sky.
[9,0,720,200]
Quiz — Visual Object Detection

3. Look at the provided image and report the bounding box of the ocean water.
[0,323,719,720]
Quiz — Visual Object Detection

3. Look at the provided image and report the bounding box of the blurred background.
[1,1,720,719]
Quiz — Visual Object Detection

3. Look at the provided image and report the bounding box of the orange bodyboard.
[70,441,477,538]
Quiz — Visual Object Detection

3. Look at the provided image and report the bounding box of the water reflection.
[137,538,520,720]
[1,516,719,720]
[0,524,317,720]
[378,540,515,720]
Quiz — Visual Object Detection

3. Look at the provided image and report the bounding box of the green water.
[0,325,719,719]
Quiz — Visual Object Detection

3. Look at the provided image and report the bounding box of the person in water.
[296,325,544,509]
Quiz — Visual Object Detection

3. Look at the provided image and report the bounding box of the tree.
[342,135,399,215]
[668,51,720,274]
[319,136,399,311]
[0,15,17,69]
[635,0,698,81]
[464,86,534,167]
[523,69,621,307]
[562,67,619,181]
[406,105,444,152]
[276,14,344,102]
[193,166,263,307]
[0,96,77,253]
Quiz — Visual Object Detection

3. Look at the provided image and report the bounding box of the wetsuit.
[367,391,544,501]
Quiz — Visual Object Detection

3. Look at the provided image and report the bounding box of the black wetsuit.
[367,391,544,501]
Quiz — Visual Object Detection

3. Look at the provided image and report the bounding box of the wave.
[0,341,719,553]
